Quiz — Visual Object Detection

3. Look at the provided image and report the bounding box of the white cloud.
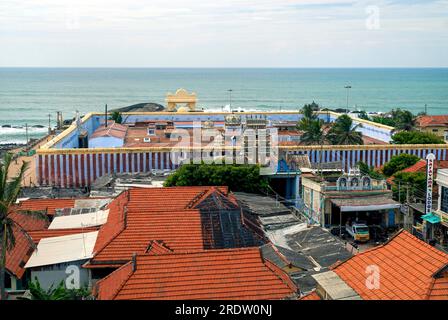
[0,0,447,67]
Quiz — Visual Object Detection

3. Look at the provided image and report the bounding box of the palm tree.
[300,119,327,176]
[110,111,122,124]
[0,153,47,300]
[392,109,415,132]
[301,119,326,146]
[297,103,319,131]
[327,114,364,145]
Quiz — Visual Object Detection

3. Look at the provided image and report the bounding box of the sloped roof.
[88,187,238,267]
[330,196,400,212]
[16,198,76,216]
[299,291,321,300]
[4,212,49,278]
[388,160,448,185]
[332,230,448,300]
[427,273,448,300]
[91,122,127,139]
[28,227,99,244]
[48,209,109,229]
[261,243,314,271]
[25,231,99,268]
[94,247,297,300]
[417,115,448,127]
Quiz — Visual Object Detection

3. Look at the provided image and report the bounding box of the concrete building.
[416,115,448,142]
[300,167,400,228]
[89,122,127,148]
[435,169,448,248]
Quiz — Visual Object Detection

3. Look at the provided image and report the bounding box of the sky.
[0,0,447,67]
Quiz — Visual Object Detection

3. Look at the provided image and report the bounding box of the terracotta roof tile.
[95,247,297,300]
[333,230,448,300]
[3,212,49,278]
[299,291,321,300]
[417,115,448,127]
[91,122,127,139]
[17,198,76,216]
[89,187,232,267]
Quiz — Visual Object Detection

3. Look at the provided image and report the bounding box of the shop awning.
[331,197,401,213]
[421,213,441,224]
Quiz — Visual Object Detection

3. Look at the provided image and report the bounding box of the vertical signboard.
[425,153,436,214]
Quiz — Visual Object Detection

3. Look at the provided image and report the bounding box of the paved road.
[8,135,55,187]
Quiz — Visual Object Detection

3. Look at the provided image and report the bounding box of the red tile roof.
[91,122,127,139]
[332,230,448,300]
[95,247,297,300]
[17,198,76,216]
[387,160,448,185]
[427,273,448,300]
[4,212,49,278]
[299,291,321,300]
[417,115,448,127]
[89,187,232,267]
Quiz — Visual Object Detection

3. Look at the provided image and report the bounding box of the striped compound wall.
[35,111,447,188]
[36,145,448,188]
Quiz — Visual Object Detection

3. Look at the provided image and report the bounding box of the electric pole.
[344,85,352,113]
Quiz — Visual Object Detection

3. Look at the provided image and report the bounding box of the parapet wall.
[36,110,445,188]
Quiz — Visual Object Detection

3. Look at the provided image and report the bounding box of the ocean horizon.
[1,67,447,144]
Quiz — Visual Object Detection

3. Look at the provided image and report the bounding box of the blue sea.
[1,68,447,144]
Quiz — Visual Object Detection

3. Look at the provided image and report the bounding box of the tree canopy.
[327,114,364,145]
[391,131,445,145]
[364,108,416,131]
[391,171,426,203]
[382,153,421,177]
[26,278,91,300]
[163,163,269,194]
[110,111,123,124]
[1,153,48,300]
[357,161,385,180]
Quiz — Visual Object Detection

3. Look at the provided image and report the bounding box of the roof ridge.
[263,255,297,293]
[137,246,260,258]
[91,191,129,259]
[424,277,438,300]
[185,189,211,209]
[332,229,406,270]
[94,260,134,300]
[268,243,292,267]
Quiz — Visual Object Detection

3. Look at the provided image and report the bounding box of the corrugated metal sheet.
[25,231,99,268]
[49,210,109,229]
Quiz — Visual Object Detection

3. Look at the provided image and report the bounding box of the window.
[441,186,448,213]
[433,129,439,133]
[147,128,155,135]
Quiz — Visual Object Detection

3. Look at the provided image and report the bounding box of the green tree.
[371,115,396,127]
[391,109,416,132]
[327,114,364,145]
[357,161,385,180]
[297,103,319,131]
[26,278,91,300]
[358,111,370,121]
[0,154,48,300]
[391,131,445,145]
[369,109,416,130]
[110,111,123,124]
[392,171,426,203]
[382,153,420,177]
[164,164,269,194]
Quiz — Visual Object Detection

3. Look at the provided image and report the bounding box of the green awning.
[421,213,441,224]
